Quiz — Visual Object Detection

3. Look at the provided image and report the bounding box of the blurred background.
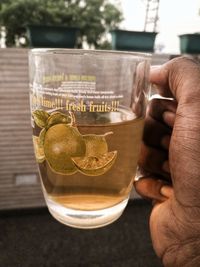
[0,1,200,266]
[0,0,200,53]
[121,0,200,54]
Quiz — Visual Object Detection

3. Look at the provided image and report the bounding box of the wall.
[0,48,45,210]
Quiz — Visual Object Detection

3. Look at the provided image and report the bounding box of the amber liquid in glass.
[37,108,144,211]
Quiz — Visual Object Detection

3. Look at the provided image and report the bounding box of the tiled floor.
[0,200,162,267]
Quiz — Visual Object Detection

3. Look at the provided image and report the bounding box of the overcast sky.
[120,0,200,53]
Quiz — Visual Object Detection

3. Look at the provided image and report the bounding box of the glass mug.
[29,49,151,229]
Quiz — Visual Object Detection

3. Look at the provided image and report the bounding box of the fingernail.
[163,111,176,127]
[160,185,173,198]
[150,65,161,70]
[162,161,170,173]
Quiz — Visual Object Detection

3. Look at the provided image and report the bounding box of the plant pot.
[110,30,157,52]
[27,25,79,48]
[179,34,200,54]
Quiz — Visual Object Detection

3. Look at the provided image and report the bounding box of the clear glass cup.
[29,49,151,229]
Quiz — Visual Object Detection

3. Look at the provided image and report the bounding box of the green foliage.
[0,0,123,48]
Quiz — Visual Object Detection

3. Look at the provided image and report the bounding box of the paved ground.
[0,199,163,267]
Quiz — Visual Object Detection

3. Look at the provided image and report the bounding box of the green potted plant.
[27,25,79,48]
[110,0,159,52]
[110,30,157,52]
[179,33,200,54]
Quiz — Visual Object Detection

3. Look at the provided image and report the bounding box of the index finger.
[150,66,173,98]
[150,56,200,101]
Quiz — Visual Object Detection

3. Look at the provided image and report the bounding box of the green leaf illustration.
[32,110,50,128]
[46,111,71,129]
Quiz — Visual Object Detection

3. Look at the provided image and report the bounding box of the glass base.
[45,197,129,229]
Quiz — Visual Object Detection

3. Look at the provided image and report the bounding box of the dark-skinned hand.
[135,57,200,267]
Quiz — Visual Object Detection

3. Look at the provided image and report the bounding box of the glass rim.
[29,48,152,59]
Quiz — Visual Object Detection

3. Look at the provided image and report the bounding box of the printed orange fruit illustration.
[83,132,113,157]
[32,109,117,176]
[72,151,117,176]
[44,124,86,175]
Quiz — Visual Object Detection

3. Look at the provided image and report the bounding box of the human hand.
[135,57,200,267]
